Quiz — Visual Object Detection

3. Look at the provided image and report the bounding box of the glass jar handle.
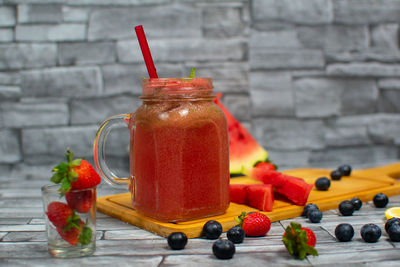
[93,113,131,188]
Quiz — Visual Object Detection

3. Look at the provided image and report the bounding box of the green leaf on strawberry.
[79,224,93,245]
[282,222,318,260]
[51,149,100,193]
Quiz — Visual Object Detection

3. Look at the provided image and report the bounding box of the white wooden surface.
[1,169,400,266]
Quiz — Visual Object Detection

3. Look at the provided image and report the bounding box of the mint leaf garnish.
[189,67,196,78]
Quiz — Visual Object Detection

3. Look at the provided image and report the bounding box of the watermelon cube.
[229,184,248,204]
[274,177,313,206]
[246,184,274,212]
[251,167,313,206]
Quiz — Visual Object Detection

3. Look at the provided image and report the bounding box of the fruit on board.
[339,200,355,216]
[229,184,274,212]
[229,184,248,204]
[65,189,95,213]
[351,197,362,211]
[251,168,313,206]
[212,239,236,259]
[282,222,318,260]
[46,201,74,228]
[308,209,322,223]
[254,162,276,171]
[167,232,188,250]
[236,211,271,237]
[246,184,274,212]
[330,170,342,181]
[373,193,389,208]
[227,226,245,244]
[51,149,101,193]
[338,164,352,176]
[202,220,223,239]
[335,223,354,242]
[315,177,330,191]
[213,93,270,174]
[361,224,381,243]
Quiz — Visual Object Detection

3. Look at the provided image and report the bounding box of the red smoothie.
[128,78,230,222]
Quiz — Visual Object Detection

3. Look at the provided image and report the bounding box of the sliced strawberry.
[65,189,95,213]
[246,184,274,212]
[229,184,248,204]
[46,202,73,228]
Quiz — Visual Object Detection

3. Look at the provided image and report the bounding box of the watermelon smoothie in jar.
[94,77,230,222]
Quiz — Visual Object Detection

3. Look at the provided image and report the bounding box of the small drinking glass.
[41,184,96,258]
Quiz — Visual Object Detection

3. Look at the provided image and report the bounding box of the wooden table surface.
[1,165,400,266]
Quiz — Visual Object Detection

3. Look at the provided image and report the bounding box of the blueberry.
[373,193,389,208]
[315,177,331,191]
[335,223,354,242]
[361,223,381,243]
[388,223,400,242]
[339,200,354,216]
[202,220,222,239]
[330,170,342,181]
[351,197,362,211]
[308,209,323,223]
[167,232,188,250]
[338,165,352,176]
[227,226,245,244]
[302,203,319,217]
[385,217,400,233]
[212,239,235,259]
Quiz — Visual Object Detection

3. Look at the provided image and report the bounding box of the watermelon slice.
[251,168,313,206]
[229,184,274,212]
[246,184,274,212]
[214,93,269,174]
[229,184,248,204]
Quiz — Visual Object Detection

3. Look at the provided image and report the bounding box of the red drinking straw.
[134,25,158,78]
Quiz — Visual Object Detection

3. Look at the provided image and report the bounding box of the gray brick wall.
[0,0,399,171]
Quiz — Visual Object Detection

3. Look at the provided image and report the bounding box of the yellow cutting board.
[97,162,400,238]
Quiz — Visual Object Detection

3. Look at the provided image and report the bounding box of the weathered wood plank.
[0,255,163,266]
[162,252,312,267]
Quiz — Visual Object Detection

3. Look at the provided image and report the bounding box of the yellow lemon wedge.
[385,207,400,220]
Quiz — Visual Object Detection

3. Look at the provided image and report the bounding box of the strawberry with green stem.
[51,149,100,193]
[51,149,100,213]
[236,211,271,237]
[282,222,318,260]
[46,201,92,245]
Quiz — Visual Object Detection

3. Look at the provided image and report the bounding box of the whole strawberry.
[65,189,95,213]
[51,149,101,193]
[236,211,271,237]
[283,222,318,260]
[56,219,92,246]
[57,219,84,246]
[46,201,76,228]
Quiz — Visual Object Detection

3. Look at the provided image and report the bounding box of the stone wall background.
[0,0,399,174]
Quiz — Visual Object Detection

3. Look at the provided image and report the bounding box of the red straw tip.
[135,25,158,79]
